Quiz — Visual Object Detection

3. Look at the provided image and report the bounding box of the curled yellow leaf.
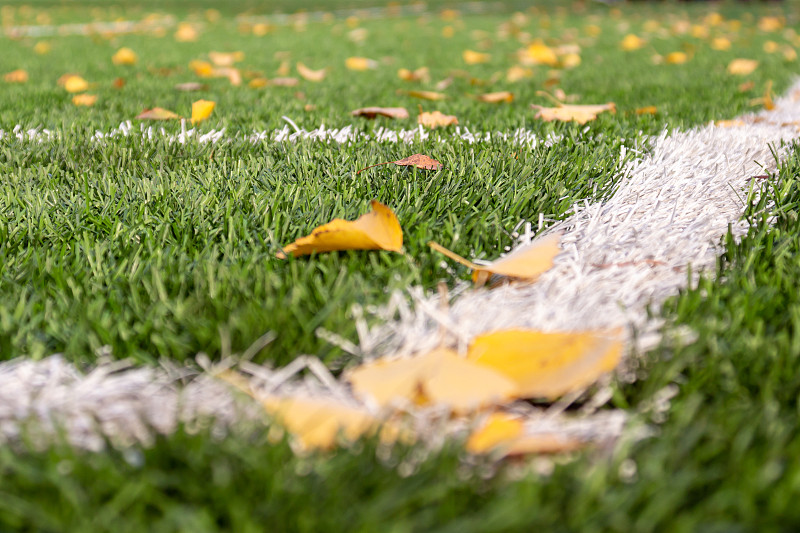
[112,47,137,65]
[727,58,758,75]
[531,102,616,124]
[277,200,403,258]
[72,94,97,106]
[463,49,490,64]
[467,329,623,400]
[418,110,458,128]
[64,75,89,93]
[347,348,517,413]
[4,69,28,83]
[297,62,327,82]
[191,99,216,124]
[429,232,562,286]
[346,56,378,71]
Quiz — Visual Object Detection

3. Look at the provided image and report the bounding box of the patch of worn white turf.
[2,82,800,451]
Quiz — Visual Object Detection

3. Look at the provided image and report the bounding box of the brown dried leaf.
[351,107,410,120]
[175,82,208,91]
[356,153,444,174]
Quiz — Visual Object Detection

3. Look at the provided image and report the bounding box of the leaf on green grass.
[277,200,403,258]
[356,153,444,174]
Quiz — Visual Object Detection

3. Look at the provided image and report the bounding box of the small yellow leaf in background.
[346,57,378,71]
[418,110,458,128]
[783,47,798,62]
[72,94,97,106]
[191,99,215,124]
[347,348,517,413]
[209,51,244,67]
[248,78,269,89]
[136,107,181,120]
[763,40,779,54]
[560,53,581,69]
[727,58,758,75]
[506,65,533,83]
[64,75,89,93]
[749,80,775,111]
[430,231,561,286]
[523,41,558,66]
[690,25,709,39]
[399,89,447,101]
[665,51,688,64]
[277,200,403,258]
[174,22,199,42]
[477,91,514,103]
[4,69,28,83]
[463,49,490,64]
[635,106,658,115]
[111,47,137,65]
[351,107,409,119]
[466,413,523,454]
[467,328,623,400]
[531,102,616,124]
[33,41,51,54]
[189,60,215,77]
[397,67,430,82]
[296,62,327,82]
[214,67,242,86]
[711,37,731,51]
[620,34,645,51]
[758,16,783,32]
[262,395,380,450]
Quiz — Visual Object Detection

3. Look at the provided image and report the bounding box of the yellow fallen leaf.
[506,65,533,83]
[191,99,215,124]
[531,102,616,124]
[136,107,181,120]
[262,395,379,450]
[174,22,199,42]
[399,90,447,101]
[189,60,215,77]
[418,110,458,128]
[277,200,402,258]
[763,41,779,54]
[351,107,409,119]
[783,47,797,62]
[635,106,658,115]
[346,57,378,71]
[749,80,775,111]
[175,81,208,91]
[477,91,513,103]
[112,47,137,65]
[209,51,244,66]
[620,34,645,51]
[64,75,89,93]
[467,412,585,456]
[296,62,327,82]
[463,49,490,64]
[213,67,242,86]
[4,69,28,83]
[758,16,783,32]
[524,41,558,66]
[72,93,97,106]
[397,67,430,82]
[248,78,269,88]
[429,231,561,286]
[560,53,581,69]
[691,25,709,39]
[467,328,623,399]
[33,41,51,54]
[728,58,758,75]
[665,51,688,64]
[466,413,523,454]
[347,348,517,413]
[711,37,731,51]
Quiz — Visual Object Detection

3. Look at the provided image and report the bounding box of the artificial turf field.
[2,0,800,530]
